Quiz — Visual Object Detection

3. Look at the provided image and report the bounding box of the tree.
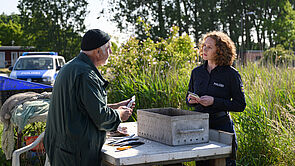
[103,0,239,43]
[102,0,295,55]
[262,44,295,67]
[0,14,24,46]
[18,0,88,60]
[273,1,295,50]
[103,0,184,41]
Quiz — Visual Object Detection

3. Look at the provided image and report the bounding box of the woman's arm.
[211,72,246,112]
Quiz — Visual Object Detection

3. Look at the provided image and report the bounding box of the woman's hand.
[198,95,214,106]
[188,95,214,106]
[187,94,200,104]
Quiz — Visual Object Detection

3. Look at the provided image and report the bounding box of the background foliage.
[0,14,24,46]
[101,0,295,51]
[17,0,88,60]
[0,0,88,60]
[234,64,295,165]
[262,44,295,67]
[101,24,198,113]
[2,0,295,59]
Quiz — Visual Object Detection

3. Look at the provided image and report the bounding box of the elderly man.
[44,29,133,166]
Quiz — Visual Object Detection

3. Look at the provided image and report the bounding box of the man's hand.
[108,98,136,109]
[117,106,133,122]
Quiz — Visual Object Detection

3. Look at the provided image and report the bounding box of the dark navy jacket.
[187,61,246,115]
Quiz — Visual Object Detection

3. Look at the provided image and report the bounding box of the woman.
[187,31,246,166]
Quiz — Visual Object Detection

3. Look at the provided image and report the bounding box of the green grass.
[107,62,193,121]
[233,63,295,165]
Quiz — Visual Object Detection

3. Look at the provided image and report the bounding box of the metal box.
[137,108,209,146]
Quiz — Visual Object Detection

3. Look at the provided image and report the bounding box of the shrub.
[262,44,295,67]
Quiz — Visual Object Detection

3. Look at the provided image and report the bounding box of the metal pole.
[240,15,244,65]
[241,12,255,65]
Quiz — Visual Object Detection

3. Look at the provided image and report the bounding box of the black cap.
[81,29,110,51]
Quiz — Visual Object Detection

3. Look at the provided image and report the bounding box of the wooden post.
[16,127,23,150]
[209,158,226,166]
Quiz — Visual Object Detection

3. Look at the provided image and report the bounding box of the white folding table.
[102,122,233,166]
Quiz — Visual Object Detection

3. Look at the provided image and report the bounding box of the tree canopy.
[1,0,295,60]
[0,14,24,46]
[101,0,295,51]
[17,0,88,60]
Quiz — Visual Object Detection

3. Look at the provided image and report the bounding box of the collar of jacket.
[77,52,109,88]
[202,60,228,73]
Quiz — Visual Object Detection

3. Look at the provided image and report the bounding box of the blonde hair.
[199,31,236,66]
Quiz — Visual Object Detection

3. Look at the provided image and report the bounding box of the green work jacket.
[44,52,121,166]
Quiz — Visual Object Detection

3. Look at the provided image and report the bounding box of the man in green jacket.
[44,29,133,166]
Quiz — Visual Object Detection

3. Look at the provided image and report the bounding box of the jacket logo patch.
[213,82,224,88]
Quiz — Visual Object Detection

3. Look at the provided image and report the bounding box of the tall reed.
[232,63,295,165]
[107,62,295,165]
[107,62,195,121]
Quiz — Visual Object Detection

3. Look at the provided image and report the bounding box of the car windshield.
[14,57,53,70]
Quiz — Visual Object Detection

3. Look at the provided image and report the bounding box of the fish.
[115,140,145,146]
[107,134,137,145]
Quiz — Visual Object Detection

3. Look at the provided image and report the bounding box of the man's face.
[97,42,112,66]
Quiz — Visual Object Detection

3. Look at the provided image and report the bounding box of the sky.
[0,0,131,44]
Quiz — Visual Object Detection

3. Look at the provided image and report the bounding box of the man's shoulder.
[57,58,92,81]
[64,58,91,72]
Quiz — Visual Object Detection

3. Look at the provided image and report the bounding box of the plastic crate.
[137,108,209,146]
[24,136,45,152]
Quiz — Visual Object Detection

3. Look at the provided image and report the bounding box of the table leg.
[209,158,226,166]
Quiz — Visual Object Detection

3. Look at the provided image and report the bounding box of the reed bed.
[233,63,295,165]
[107,62,295,165]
